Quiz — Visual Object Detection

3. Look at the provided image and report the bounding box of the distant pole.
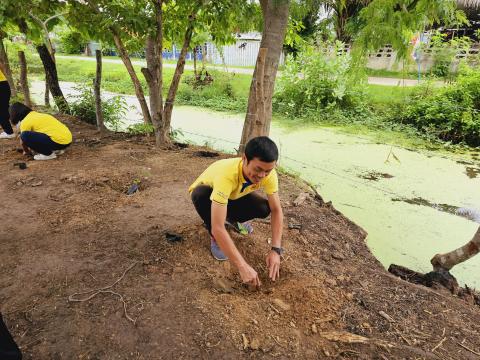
[18,51,32,107]
[93,50,106,131]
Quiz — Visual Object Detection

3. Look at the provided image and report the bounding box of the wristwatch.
[271,246,284,256]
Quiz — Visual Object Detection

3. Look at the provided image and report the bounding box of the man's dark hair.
[244,136,278,162]
[9,102,32,125]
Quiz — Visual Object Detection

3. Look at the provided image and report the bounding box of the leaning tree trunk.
[36,45,70,113]
[18,51,32,107]
[94,50,106,131]
[238,0,290,154]
[160,18,194,145]
[0,37,17,97]
[431,226,480,271]
[111,31,152,125]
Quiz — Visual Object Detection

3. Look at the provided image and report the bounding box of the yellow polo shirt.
[20,111,72,145]
[0,69,6,82]
[189,157,278,205]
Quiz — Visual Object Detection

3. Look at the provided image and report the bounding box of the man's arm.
[266,192,283,281]
[211,202,261,286]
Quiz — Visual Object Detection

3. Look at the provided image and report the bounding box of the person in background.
[0,67,14,139]
[9,102,72,161]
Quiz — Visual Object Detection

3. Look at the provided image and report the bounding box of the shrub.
[397,65,480,146]
[58,30,86,54]
[273,43,368,120]
[69,84,128,131]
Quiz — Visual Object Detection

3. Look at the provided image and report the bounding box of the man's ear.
[242,154,247,163]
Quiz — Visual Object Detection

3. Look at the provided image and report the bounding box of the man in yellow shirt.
[0,68,14,139]
[190,137,284,287]
[9,102,72,161]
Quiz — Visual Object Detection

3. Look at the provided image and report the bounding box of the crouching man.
[189,136,284,287]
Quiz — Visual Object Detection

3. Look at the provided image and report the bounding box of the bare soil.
[1,115,480,359]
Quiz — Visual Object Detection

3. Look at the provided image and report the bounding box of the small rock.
[16,181,23,186]
[337,275,346,282]
[173,266,185,273]
[305,251,313,258]
[323,349,330,357]
[289,321,296,328]
[31,181,43,187]
[250,338,260,350]
[272,298,290,311]
[293,192,309,206]
[345,293,354,301]
[252,319,258,325]
[311,323,318,334]
[98,176,109,182]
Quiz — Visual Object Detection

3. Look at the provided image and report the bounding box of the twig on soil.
[68,262,139,324]
[431,337,447,352]
[457,342,480,356]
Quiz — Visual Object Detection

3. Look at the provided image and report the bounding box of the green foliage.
[428,30,472,81]
[58,28,86,54]
[351,0,466,63]
[395,65,480,146]
[126,123,155,135]
[4,39,44,78]
[69,84,127,131]
[274,43,368,120]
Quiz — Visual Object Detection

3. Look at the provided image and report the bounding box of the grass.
[365,84,417,106]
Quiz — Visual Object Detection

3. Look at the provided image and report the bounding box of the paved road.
[55,55,433,87]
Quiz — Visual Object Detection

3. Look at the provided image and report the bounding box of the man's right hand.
[238,263,261,287]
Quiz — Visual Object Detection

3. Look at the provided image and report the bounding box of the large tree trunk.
[0,37,17,98]
[37,45,69,113]
[94,50,106,131]
[111,32,152,125]
[431,226,480,271]
[141,0,163,145]
[238,0,290,154]
[18,51,32,107]
[160,18,194,145]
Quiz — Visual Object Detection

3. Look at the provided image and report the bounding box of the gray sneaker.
[210,236,228,261]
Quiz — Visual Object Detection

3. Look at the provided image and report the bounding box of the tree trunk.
[94,50,106,131]
[111,31,152,125]
[141,0,163,145]
[44,79,50,107]
[161,18,194,145]
[193,46,198,79]
[238,0,290,154]
[431,226,480,271]
[36,45,69,113]
[0,37,17,97]
[18,51,32,107]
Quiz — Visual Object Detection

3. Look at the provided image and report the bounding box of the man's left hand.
[266,251,281,281]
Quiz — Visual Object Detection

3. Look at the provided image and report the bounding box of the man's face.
[242,155,276,184]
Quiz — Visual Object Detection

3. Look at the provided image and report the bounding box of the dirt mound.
[1,115,480,359]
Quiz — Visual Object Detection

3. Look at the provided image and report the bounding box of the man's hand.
[266,251,281,281]
[238,263,261,287]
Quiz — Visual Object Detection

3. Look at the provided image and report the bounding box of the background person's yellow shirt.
[189,157,278,205]
[20,111,72,145]
[0,69,6,82]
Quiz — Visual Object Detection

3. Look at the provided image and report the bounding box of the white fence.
[205,40,285,67]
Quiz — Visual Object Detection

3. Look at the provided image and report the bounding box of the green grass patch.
[365,84,416,106]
